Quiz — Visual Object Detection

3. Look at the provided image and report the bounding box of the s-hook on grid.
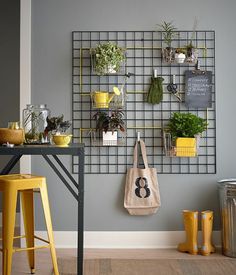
[72,30,216,174]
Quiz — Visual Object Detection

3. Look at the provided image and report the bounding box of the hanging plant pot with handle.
[90,42,126,76]
[162,47,175,63]
[166,112,208,157]
[175,48,186,63]
[102,131,118,146]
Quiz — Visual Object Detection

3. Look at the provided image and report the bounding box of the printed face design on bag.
[135,177,151,198]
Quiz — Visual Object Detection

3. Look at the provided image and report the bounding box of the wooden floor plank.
[0,248,231,275]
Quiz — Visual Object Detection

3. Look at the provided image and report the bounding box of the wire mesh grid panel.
[72,31,216,174]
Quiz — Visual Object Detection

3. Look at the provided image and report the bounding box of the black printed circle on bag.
[135,177,151,198]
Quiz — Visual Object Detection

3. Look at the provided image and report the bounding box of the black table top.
[0,143,84,156]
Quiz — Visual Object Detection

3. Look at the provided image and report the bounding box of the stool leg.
[2,187,18,275]
[39,181,59,275]
[21,190,35,274]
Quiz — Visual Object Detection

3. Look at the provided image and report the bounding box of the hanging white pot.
[175,53,186,63]
[102,131,118,146]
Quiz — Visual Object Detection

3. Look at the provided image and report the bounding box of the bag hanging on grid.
[124,139,161,215]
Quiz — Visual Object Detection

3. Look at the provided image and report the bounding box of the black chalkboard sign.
[185,70,212,108]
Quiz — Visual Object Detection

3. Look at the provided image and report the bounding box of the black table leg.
[0,145,85,275]
[52,155,78,189]
[0,155,22,175]
[78,149,84,275]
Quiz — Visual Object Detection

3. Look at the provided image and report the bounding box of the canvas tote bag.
[124,139,161,215]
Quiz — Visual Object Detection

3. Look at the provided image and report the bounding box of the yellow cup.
[8,121,20,130]
[52,134,72,146]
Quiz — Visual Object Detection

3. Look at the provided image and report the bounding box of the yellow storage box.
[175,137,197,157]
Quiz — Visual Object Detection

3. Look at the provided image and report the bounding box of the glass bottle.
[23,104,50,144]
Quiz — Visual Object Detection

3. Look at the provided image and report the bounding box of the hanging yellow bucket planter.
[175,137,197,157]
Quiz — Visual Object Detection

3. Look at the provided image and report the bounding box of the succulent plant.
[91,42,126,76]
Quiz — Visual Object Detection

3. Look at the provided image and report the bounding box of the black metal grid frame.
[72,30,216,174]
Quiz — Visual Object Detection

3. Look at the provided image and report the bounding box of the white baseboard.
[0,214,221,249]
[34,230,221,249]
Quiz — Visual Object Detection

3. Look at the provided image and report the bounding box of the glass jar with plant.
[157,21,178,63]
[185,41,198,63]
[185,18,198,63]
[165,112,208,157]
[93,110,125,146]
[90,42,126,76]
[23,104,50,144]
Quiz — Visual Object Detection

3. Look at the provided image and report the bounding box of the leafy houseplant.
[90,42,126,76]
[167,112,208,157]
[93,110,125,145]
[167,112,208,139]
[44,115,72,145]
[93,110,125,133]
[45,115,71,135]
[157,21,178,63]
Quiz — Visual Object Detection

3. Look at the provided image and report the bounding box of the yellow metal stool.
[0,174,59,275]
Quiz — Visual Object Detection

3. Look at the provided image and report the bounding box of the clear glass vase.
[23,104,50,144]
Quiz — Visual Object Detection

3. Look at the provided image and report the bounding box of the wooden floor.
[0,248,230,275]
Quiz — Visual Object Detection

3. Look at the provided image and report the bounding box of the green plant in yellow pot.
[167,112,208,157]
[44,115,72,146]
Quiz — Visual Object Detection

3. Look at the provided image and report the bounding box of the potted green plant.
[166,112,208,156]
[93,110,125,145]
[175,48,186,63]
[90,42,126,76]
[157,21,178,63]
[44,115,72,145]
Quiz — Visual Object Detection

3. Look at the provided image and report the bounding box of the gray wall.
[31,0,236,231]
[0,0,20,210]
[0,0,20,126]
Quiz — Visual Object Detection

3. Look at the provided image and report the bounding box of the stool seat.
[0,174,59,275]
[0,174,45,190]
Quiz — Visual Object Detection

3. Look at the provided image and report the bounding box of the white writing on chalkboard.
[185,71,212,108]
